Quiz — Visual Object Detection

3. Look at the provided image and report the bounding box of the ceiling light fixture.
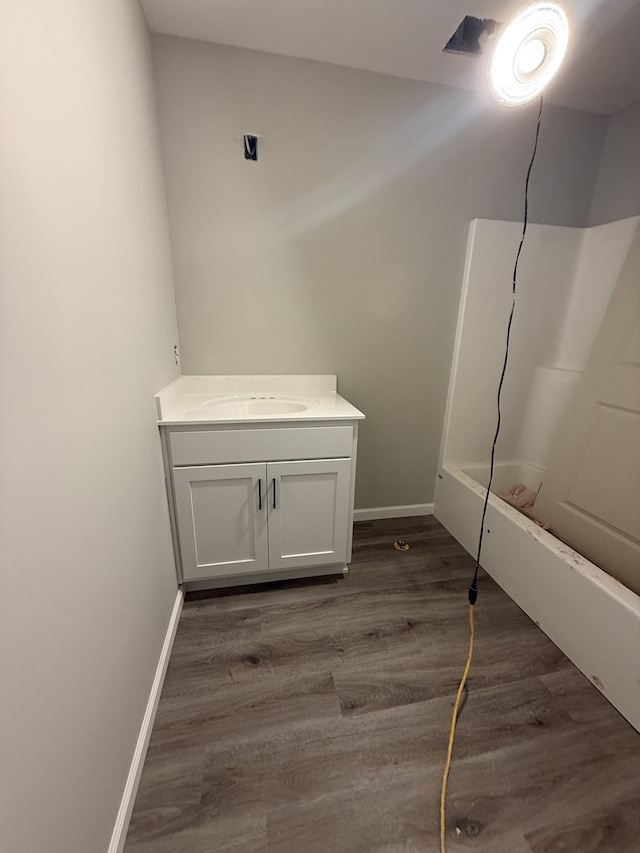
[488,1,570,106]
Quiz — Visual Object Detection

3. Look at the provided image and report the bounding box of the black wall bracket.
[244,134,258,161]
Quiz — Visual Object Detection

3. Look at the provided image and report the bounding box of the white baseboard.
[108,588,184,853]
[353,503,434,521]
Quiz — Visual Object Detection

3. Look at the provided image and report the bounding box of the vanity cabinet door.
[173,463,268,582]
[266,458,352,571]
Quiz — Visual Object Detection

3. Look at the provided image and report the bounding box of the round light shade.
[488,2,570,106]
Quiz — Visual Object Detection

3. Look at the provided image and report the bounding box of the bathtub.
[434,462,640,732]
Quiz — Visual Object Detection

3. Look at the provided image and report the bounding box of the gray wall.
[589,98,640,226]
[152,36,607,509]
[0,2,179,851]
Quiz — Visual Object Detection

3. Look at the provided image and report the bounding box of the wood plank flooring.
[124,517,640,852]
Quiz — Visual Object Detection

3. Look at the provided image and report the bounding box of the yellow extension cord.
[439,604,476,853]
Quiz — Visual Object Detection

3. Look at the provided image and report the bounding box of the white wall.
[151,36,607,509]
[0,2,179,852]
[589,98,640,226]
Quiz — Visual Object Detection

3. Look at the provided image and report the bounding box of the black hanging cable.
[468,94,544,607]
[440,95,546,853]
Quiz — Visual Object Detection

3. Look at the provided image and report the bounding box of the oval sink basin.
[204,397,309,416]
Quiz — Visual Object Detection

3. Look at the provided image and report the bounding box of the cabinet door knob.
[258,478,263,511]
[273,478,277,509]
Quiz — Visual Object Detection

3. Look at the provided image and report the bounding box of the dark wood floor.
[125,517,640,853]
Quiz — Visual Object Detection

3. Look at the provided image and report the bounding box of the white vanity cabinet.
[162,423,359,588]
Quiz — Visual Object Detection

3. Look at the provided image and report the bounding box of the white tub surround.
[434,217,640,733]
[157,376,364,591]
[156,374,364,424]
[439,216,640,474]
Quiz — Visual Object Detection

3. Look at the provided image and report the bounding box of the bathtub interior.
[461,462,545,495]
[439,215,639,565]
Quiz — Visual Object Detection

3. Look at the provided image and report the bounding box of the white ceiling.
[140,0,640,115]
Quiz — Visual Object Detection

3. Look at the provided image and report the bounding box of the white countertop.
[156,375,365,425]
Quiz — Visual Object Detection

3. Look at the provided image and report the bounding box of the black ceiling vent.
[443,16,499,57]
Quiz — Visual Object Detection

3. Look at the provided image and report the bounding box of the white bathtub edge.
[434,464,640,732]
